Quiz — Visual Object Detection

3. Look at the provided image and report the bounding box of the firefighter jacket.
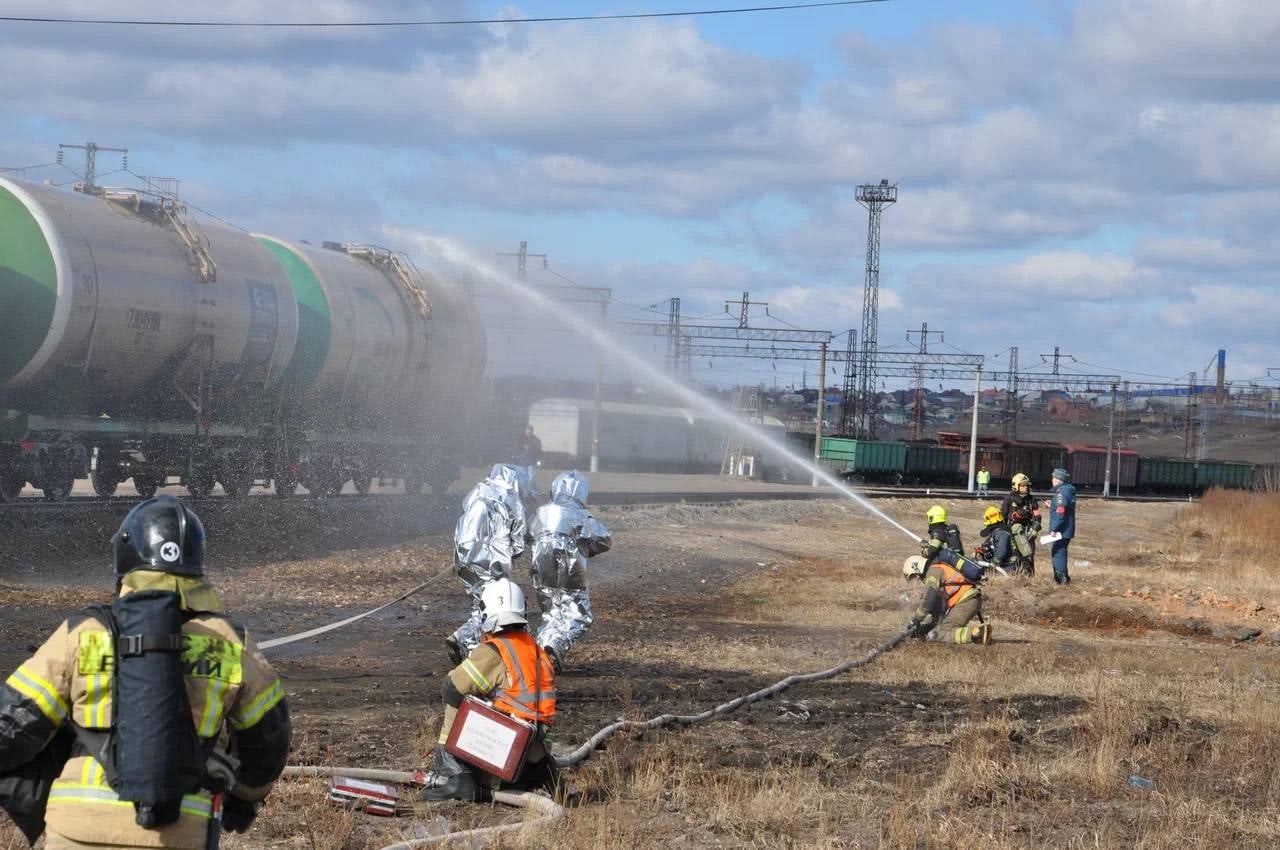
[1050,482,1077,539]
[922,522,965,563]
[439,628,556,767]
[0,571,290,849]
[914,561,980,624]
[1000,491,1041,531]
[977,524,1013,566]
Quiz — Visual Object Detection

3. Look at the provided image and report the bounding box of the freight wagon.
[818,437,907,482]
[1062,444,1138,491]
[0,176,484,500]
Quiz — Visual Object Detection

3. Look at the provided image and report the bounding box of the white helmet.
[902,555,927,579]
[480,578,528,632]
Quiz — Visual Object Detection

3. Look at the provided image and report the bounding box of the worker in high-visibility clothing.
[902,554,991,645]
[0,496,290,850]
[976,465,991,497]
[421,578,557,802]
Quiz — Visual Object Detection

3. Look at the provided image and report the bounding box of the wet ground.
[1,491,1277,848]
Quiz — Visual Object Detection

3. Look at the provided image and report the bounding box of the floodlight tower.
[853,180,897,438]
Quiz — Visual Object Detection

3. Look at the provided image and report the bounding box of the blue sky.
[1,0,1277,391]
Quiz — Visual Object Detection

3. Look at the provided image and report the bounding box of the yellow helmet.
[983,506,1003,526]
[1011,473,1030,489]
[926,505,947,525]
[902,555,927,579]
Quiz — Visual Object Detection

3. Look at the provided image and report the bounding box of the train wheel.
[41,474,73,503]
[133,475,159,499]
[91,469,119,498]
[221,472,251,498]
[186,472,216,499]
[0,468,24,502]
[274,472,297,498]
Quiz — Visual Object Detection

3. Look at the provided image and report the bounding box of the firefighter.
[1000,473,1041,575]
[447,464,532,662]
[528,471,612,672]
[974,506,1014,572]
[921,504,965,564]
[0,496,290,850]
[902,555,991,645]
[421,578,557,802]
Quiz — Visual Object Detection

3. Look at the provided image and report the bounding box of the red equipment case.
[445,696,537,782]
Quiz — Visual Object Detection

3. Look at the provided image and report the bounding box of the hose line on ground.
[282,628,911,845]
[554,627,913,767]
[281,766,564,849]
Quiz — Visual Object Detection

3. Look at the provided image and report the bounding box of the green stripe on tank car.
[256,237,331,392]
[0,186,57,384]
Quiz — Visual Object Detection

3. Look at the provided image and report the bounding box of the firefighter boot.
[972,623,992,645]
[420,746,481,802]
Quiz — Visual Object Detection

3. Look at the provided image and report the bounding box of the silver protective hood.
[550,470,589,505]
[454,466,528,570]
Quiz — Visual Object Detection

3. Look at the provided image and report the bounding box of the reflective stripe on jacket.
[481,631,556,724]
[0,572,289,849]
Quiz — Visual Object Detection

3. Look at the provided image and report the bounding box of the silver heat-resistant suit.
[529,471,612,664]
[450,464,531,652]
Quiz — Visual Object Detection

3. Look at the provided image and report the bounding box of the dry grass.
[1176,488,1280,562]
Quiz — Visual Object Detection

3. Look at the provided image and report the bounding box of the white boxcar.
[528,397,787,474]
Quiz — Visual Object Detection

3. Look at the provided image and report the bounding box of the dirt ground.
[1,492,1278,849]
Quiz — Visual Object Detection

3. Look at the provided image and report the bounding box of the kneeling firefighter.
[0,496,291,849]
[903,554,991,645]
[422,578,557,802]
[974,506,1014,572]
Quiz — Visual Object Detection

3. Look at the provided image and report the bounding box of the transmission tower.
[1184,372,1198,460]
[852,180,897,438]
[906,322,944,440]
[496,241,548,279]
[1003,346,1020,439]
[666,297,682,375]
[724,291,769,329]
[839,329,857,435]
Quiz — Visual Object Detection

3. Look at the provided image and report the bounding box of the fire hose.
[282,627,912,846]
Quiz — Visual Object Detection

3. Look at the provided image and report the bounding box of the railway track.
[0,483,1195,513]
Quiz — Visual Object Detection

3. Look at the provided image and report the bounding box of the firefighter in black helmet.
[0,496,291,850]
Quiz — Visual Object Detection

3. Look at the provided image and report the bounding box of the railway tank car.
[0,175,484,500]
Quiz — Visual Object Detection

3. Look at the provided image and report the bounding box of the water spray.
[408,235,922,545]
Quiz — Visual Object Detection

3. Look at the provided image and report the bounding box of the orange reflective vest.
[936,563,976,609]
[482,631,556,724]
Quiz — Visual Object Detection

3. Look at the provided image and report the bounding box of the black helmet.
[113,495,205,577]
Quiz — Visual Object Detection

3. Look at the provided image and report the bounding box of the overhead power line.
[0,0,893,28]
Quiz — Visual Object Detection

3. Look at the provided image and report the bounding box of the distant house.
[1043,395,1095,423]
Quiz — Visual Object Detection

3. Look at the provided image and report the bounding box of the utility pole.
[853,180,897,439]
[967,366,982,493]
[905,322,944,440]
[813,341,828,486]
[1104,383,1117,498]
[496,241,548,280]
[57,141,127,191]
[592,300,606,472]
[1184,371,1198,460]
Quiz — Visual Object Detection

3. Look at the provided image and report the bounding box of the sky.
[1,0,1277,392]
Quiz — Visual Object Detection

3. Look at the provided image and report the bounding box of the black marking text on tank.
[127,308,162,331]
[242,280,279,366]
